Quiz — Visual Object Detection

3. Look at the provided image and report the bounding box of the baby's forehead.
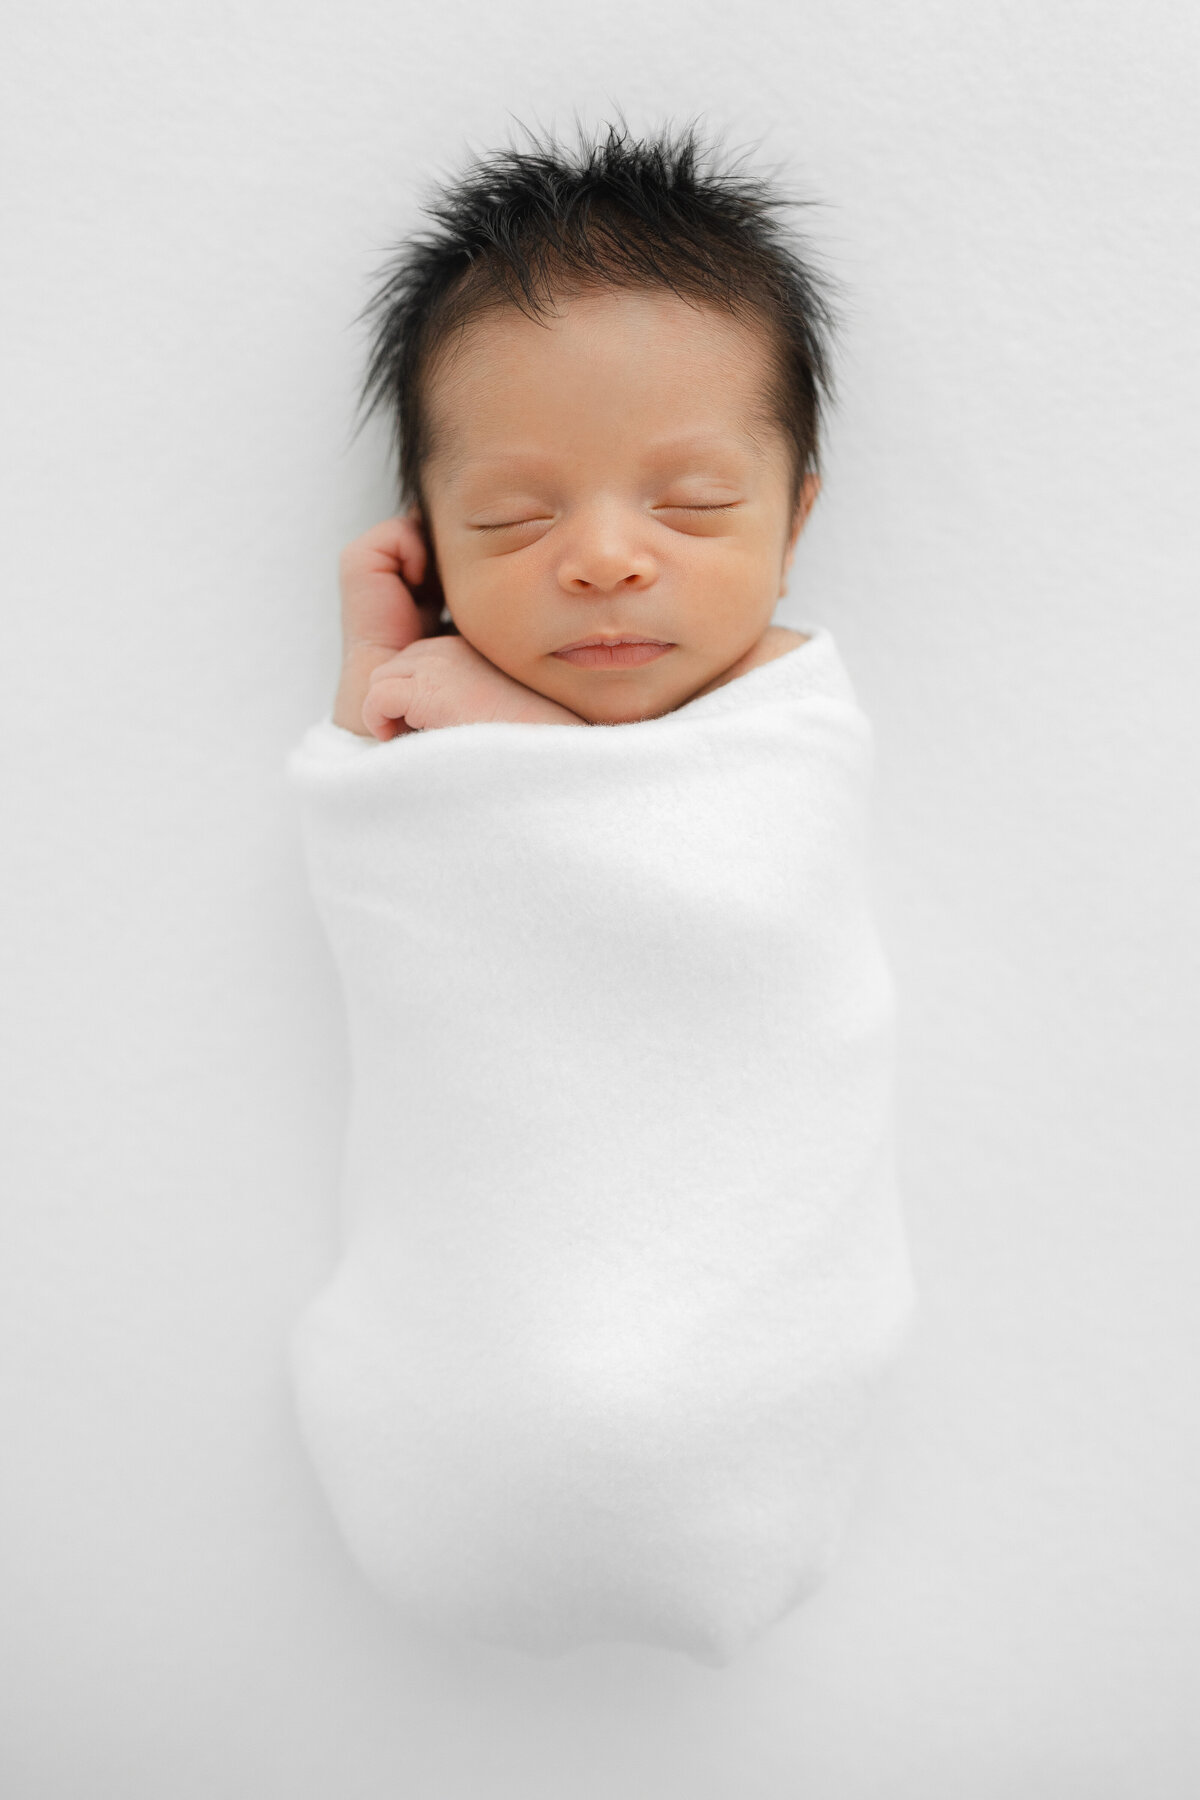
[425,293,777,458]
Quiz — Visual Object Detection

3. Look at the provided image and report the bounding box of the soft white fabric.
[284,626,916,1667]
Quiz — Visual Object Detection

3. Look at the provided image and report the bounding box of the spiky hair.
[352,111,839,520]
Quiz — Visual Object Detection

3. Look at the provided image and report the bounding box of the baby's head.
[355,116,837,723]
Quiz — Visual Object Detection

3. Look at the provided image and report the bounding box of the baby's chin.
[571,700,676,725]
[523,653,667,722]
[539,676,696,727]
[542,648,759,723]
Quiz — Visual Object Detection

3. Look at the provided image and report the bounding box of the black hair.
[352,110,839,528]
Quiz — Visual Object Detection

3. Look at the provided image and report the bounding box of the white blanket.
[285,626,915,1667]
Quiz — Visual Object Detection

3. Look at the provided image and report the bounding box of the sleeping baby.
[287,116,915,1667]
[327,127,828,742]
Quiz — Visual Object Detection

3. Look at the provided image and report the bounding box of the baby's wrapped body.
[285,627,916,1667]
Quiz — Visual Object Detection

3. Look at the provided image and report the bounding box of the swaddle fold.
[285,626,915,1667]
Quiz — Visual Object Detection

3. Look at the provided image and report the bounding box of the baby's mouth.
[552,635,675,669]
[553,644,675,668]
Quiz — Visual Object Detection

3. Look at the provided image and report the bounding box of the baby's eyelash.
[474,503,737,533]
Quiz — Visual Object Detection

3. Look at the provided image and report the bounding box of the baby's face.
[414,287,815,724]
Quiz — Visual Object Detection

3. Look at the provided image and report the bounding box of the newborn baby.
[328,273,819,741]
[289,118,914,1667]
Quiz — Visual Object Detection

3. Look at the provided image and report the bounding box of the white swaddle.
[285,625,915,1667]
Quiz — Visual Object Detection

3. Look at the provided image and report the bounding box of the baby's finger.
[339,513,431,656]
[361,671,417,740]
[362,509,445,624]
[342,513,426,590]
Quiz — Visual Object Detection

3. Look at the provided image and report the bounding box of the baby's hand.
[362,636,585,739]
[331,515,447,736]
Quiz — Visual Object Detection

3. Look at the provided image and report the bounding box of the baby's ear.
[795,473,820,534]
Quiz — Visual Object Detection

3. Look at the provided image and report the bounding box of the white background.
[3,2,1198,1794]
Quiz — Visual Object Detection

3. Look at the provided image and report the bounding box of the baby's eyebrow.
[446,433,761,483]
